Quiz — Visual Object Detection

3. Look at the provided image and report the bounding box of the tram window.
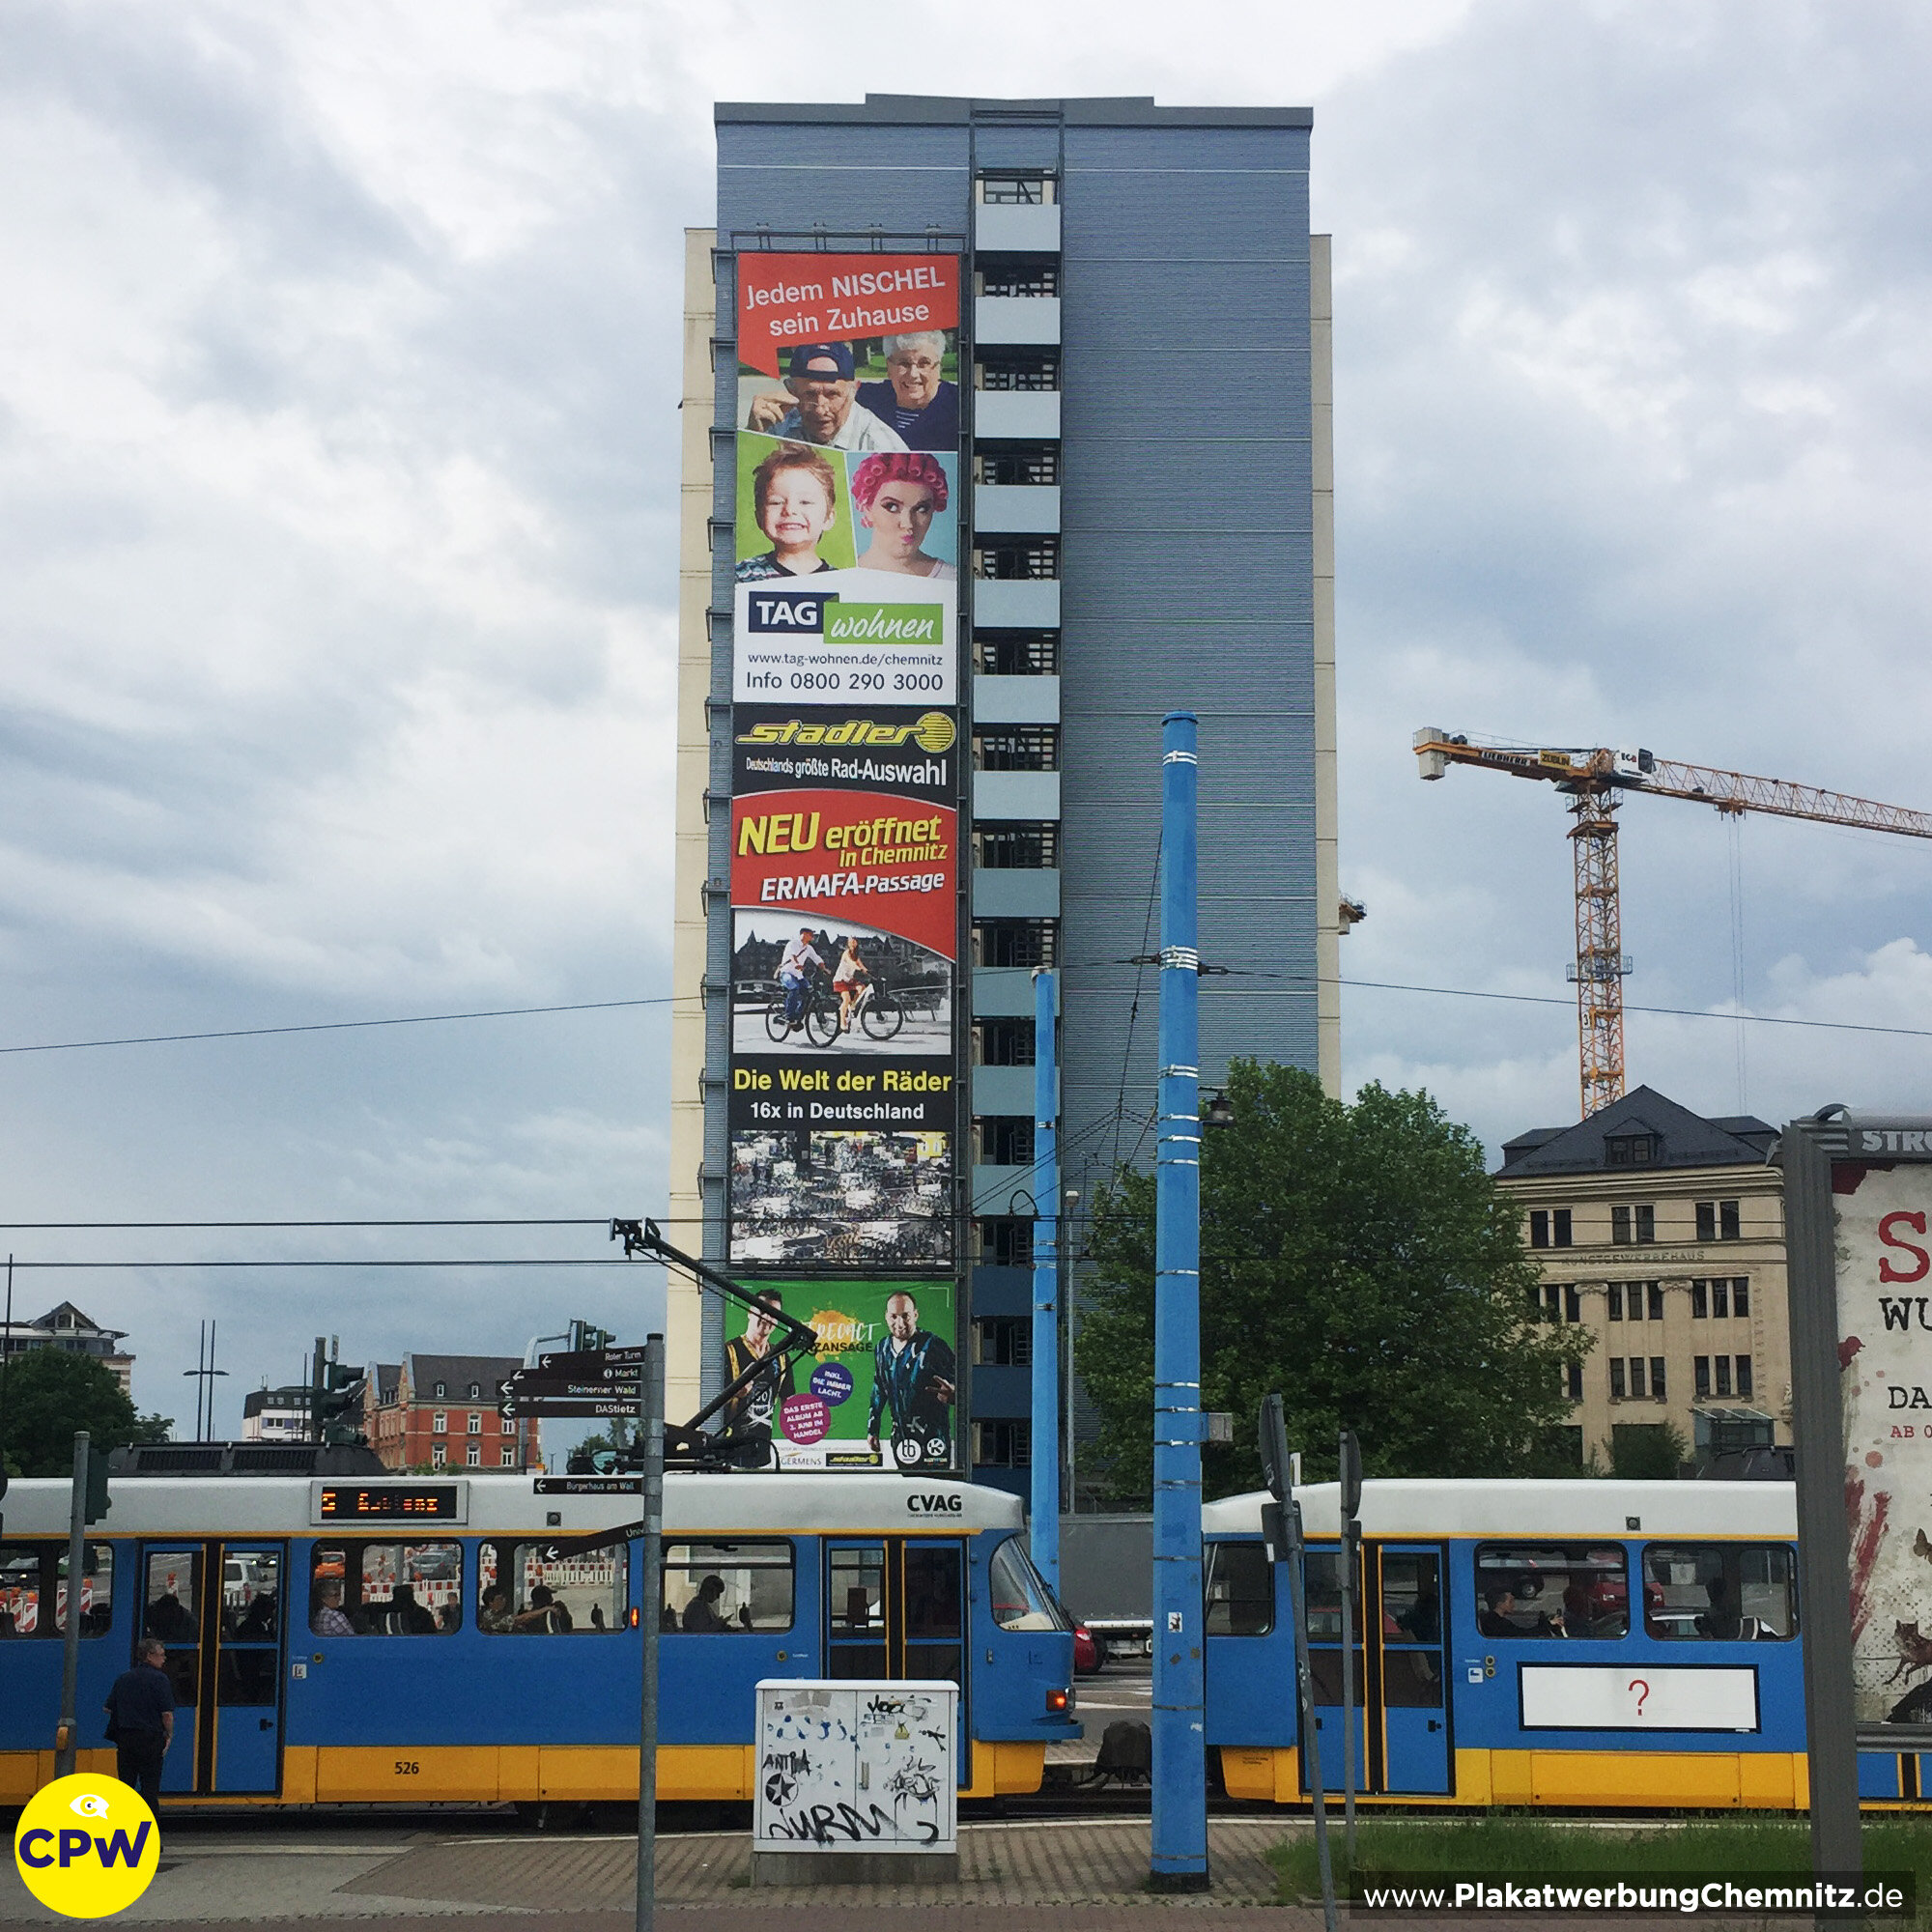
[220,1550,279,1640]
[56,1545,114,1637]
[1381,1649,1445,1707]
[144,1552,200,1644]
[989,1536,1068,1632]
[663,1541,794,1633]
[1302,1550,1363,1642]
[1642,1544,1797,1641]
[905,1544,963,1641]
[478,1541,628,1634]
[1205,1542,1273,1635]
[218,1650,279,1706]
[1381,1551,1441,1644]
[0,1544,43,1636]
[310,1544,461,1634]
[1474,1544,1628,1639]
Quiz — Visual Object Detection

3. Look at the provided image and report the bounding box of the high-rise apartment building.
[670,95,1337,1496]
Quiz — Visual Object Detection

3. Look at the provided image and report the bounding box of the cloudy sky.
[3,1,1929,1432]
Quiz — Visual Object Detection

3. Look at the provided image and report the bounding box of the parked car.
[1073,1622,1099,1675]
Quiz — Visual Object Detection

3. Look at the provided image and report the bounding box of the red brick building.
[364,1352,539,1472]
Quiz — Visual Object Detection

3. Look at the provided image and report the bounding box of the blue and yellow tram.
[0,1470,1074,1808]
[1204,1478,1928,1811]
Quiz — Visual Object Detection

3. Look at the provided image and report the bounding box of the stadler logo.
[823,601,941,646]
[737,712,955,753]
[13,1775,161,1918]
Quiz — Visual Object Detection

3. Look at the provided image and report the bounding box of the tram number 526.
[393,1761,420,1776]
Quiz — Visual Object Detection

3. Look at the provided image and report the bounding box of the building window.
[976,446,1060,486]
[1610,1359,1627,1400]
[974,1318,1032,1367]
[974,1420,1032,1467]
[1605,1133,1658,1165]
[1607,1284,1624,1321]
[978,175,1052,205]
[1566,1361,1583,1402]
[434,1381,446,1398]
[467,1412,481,1434]
[1694,1355,1711,1398]
[1648,1282,1665,1321]
[1565,1286,1581,1322]
[1530,1209,1549,1249]
[1715,1356,1733,1397]
[500,1448,517,1467]
[975,727,1059,771]
[1611,1205,1657,1245]
[1736,1355,1753,1398]
[980,1118,1035,1167]
[976,825,1059,868]
[1732,1277,1749,1318]
[466,1443,481,1467]
[979,1219,1034,1266]
[432,1444,447,1467]
[468,1382,480,1399]
[432,1411,447,1434]
[976,920,1058,968]
[978,262,1060,298]
[977,632,1059,675]
[1711,1280,1729,1319]
[976,1018,1036,1065]
[1651,1358,1667,1402]
[1553,1208,1572,1247]
[1696,1199,1744,1242]
[1629,1358,1647,1399]
[1691,1281,1709,1319]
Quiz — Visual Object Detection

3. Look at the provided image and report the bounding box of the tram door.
[1371,1544,1450,1795]
[1302,1542,1450,1798]
[824,1539,967,1771]
[140,1542,285,1796]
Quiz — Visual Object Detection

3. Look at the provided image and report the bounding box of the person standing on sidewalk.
[103,1637,175,1811]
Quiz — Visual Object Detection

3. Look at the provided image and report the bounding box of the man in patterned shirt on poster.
[867,1290,955,1470]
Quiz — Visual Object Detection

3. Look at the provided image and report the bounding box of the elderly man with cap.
[747,343,908,452]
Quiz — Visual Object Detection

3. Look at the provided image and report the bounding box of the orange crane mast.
[1412,729,1932,1120]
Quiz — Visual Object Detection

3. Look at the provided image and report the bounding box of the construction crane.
[1412,729,1932,1119]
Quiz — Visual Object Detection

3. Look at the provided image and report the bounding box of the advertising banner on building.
[1833,1157,1932,1727]
[725,250,963,1286]
[721,1278,957,1472]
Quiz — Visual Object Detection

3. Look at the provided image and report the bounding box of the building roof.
[22,1302,128,1345]
[372,1362,402,1401]
[403,1353,522,1400]
[717,95,1313,129]
[241,1385,312,1418]
[1494,1086,1777,1179]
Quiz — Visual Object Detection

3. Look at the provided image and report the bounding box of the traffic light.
[82,1441,110,1523]
[317,1363,368,1446]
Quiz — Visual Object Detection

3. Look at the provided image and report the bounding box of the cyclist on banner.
[867,1290,955,1470]
[777,926,830,1032]
[832,935,873,1034]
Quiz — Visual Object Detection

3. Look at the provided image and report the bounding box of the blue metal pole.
[1151,710,1208,1891]
[1030,966,1060,1592]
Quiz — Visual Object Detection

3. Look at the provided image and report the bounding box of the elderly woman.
[856,330,959,451]
[850,453,954,580]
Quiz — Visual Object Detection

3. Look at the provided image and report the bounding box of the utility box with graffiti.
[752,1679,957,1882]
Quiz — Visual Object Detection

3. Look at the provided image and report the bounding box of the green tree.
[1073,1062,1591,1502]
[0,1350,172,1478]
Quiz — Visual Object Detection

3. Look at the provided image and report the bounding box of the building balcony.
[971,579,1060,630]
[974,484,1061,534]
[971,391,1061,441]
[973,867,1061,920]
[976,204,1061,253]
[974,1064,1050,1119]
[973,673,1060,724]
[974,967,1055,1018]
[971,770,1060,821]
[975,296,1061,345]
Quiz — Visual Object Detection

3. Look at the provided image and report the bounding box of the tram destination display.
[311,1483,464,1523]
